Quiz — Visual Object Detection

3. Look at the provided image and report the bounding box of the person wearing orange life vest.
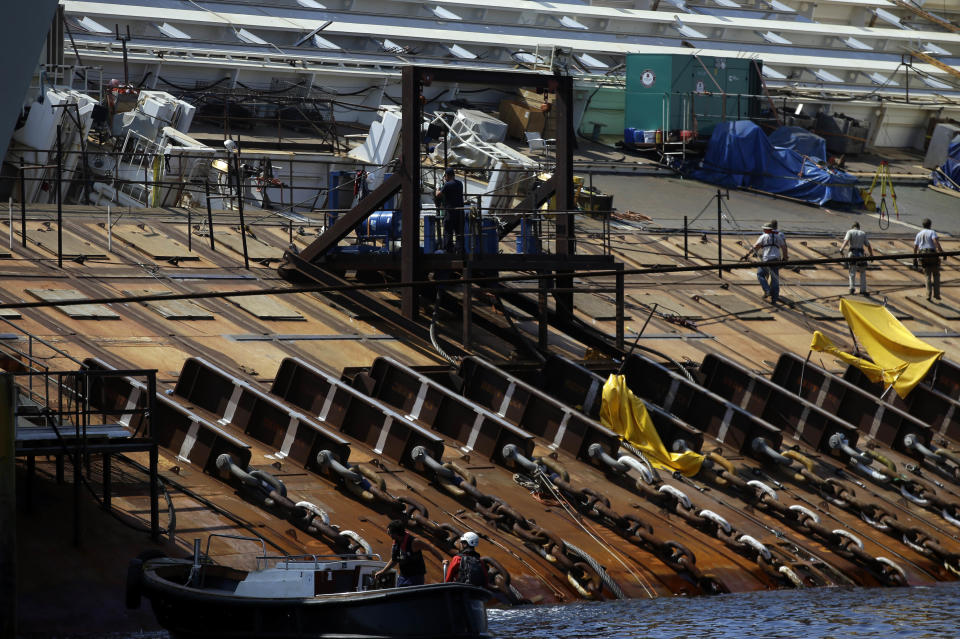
[375,520,444,587]
[444,532,488,588]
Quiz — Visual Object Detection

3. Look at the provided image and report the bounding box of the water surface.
[489,583,960,638]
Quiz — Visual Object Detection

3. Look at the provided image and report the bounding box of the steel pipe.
[411,445,456,480]
[751,437,792,466]
[502,443,540,475]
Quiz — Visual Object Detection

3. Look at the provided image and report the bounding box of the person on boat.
[375,520,444,587]
[444,532,488,588]
[741,220,788,304]
[839,221,874,296]
[914,218,945,301]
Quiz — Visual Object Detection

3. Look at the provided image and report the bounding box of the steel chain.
[322,454,527,603]
[216,453,371,554]
[699,454,907,585]
[594,450,800,589]
[431,457,618,598]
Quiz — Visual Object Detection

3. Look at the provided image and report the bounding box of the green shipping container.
[625,54,763,136]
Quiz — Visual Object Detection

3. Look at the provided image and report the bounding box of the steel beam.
[401,67,422,319]
[297,173,404,263]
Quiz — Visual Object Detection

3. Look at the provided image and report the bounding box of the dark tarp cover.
[691,120,863,207]
[931,134,960,192]
[768,126,828,162]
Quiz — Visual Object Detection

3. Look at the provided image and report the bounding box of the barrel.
[516,217,541,255]
[481,219,498,255]
[422,214,437,253]
[360,211,399,240]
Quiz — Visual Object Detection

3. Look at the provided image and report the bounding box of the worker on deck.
[375,520,445,587]
[436,167,465,254]
[915,218,945,302]
[444,532,488,588]
[839,221,874,296]
[742,220,788,304]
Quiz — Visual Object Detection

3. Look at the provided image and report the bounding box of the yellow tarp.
[810,299,943,398]
[599,374,704,477]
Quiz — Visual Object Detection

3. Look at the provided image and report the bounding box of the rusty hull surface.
[7,206,960,634]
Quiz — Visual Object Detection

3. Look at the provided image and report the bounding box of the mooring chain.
[697,451,908,586]
[316,450,524,602]
[410,446,615,599]
[216,453,371,554]
[548,471,725,594]
[587,444,799,588]
[784,450,960,576]
[895,477,960,532]
[534,453,724,595]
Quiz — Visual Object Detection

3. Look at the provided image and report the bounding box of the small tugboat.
[126,535,490,639]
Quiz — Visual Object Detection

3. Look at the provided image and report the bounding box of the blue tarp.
[932,134,960,193]
[691,120,863,207]
[768,126,828,162]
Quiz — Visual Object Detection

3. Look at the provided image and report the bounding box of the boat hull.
[138,560,490,639]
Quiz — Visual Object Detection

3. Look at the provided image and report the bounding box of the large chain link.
[314,452,525,603]
[701,453,908,586]
[216,453,372,555]
[785,450,960,578]
[413,454,623,599]
[591,448,805,588]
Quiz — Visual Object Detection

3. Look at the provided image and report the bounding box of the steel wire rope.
[753,467,938,579]
[117,453,289,554]
[41,415,175,537]
[429,287,459,365]
[532,469,647,598]
[5,250,959,311]
[548,291,698,383]
[668,468,859,586]
[791,438,960,541]
[491,291,547,364]
[365,458,561,602]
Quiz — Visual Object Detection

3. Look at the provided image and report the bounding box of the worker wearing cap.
[742,220,788,304]
[915,218,944,302]
[444,532,488,588]
[839,221,874,296]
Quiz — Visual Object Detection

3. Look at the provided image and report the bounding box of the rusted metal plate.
[112,224,197,260]
[791,294,843,320]
[619,240,680,267]
[18,223,107,259]
[574,293,629,321]
[0,298,21,319]
[906,295,960,319]
[123,289,215,320]
[694,293,771,320]
[26,288,120,319]
[627,292,703,319]
[665,235,744,263]
[227,294,304,321]
[212,230,283,262]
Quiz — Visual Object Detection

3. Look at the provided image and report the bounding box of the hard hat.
[460,532,480,548]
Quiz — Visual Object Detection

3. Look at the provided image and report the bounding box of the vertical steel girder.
[399,67,576,320]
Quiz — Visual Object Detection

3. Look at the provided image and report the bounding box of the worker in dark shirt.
[444,531,488,588]
[374,520,444,587]
[435,167,465,254]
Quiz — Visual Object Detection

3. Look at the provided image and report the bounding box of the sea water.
[488,582,960,638]
[37,582,960,639]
